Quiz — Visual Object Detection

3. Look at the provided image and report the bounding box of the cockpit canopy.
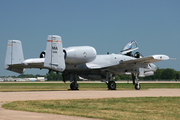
[120,40,138,54]
[120,40,143,58]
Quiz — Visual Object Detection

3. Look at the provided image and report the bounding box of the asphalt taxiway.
[0,89,180,120]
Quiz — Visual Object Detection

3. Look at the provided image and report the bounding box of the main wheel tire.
[70,82,79,90]
[135,84,141,90]
[108,81,116,90]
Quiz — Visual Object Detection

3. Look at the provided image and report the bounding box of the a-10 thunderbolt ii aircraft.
[5,35,170,90]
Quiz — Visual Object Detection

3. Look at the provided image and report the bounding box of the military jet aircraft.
[5,35,170,90]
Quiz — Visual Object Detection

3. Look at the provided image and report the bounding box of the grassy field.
[1,82,180,119]
[3,97,180,120]
[0,82,180,92]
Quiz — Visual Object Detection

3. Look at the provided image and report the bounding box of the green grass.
[1,82,180,119]
[3,97,180,120]
[0,83,180,92]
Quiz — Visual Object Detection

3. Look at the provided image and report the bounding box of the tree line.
[1,68,179,81]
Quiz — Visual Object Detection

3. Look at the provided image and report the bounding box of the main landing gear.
[106,72,116,90]
[132,73,141,90]
[108,81,116,90]
[67,73,140,90]
[70,74,79,90]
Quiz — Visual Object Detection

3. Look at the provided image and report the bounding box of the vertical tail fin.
[44,35,66,72]
[4,40,25,73]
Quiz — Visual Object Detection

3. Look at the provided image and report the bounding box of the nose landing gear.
[132,73,141,90]
[135,83,141,90]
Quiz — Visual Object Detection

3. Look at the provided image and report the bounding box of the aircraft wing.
[108,55,170,75]
[87,54,169,70]
[120,55,169,65]
[107,54,170,77]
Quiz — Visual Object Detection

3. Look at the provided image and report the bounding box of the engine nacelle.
[64,46,97,64]
[144,71,154,77]
[39,46,97,64]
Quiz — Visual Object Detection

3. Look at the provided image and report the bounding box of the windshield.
[120,40,138,54]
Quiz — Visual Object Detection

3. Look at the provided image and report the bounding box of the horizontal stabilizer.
[6,67,25,74]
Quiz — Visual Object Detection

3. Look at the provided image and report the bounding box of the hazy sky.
[0,0,180,76]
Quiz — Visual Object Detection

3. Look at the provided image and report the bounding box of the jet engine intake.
[40,50,67,59]
[64,46,97,64]
[40,51,46,58]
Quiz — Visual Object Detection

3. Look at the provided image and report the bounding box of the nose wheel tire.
[108,81,116,90]
[135,84,141,90]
